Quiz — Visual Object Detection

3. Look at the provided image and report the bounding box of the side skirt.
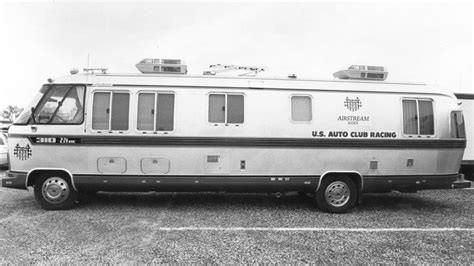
[73,175,320,192]
[72,173,469,193]
[363,174,465,192]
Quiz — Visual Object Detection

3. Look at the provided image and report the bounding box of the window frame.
[91,90,131,133]
[289,94,314,124]
[29,84,87,125]
[135,90,176,133]
[207,92,245,126]
[401,97,435,138]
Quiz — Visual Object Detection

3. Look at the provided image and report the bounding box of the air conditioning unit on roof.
[136,58,187,74]
[333,65,388,81]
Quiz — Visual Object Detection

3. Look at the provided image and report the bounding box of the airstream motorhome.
[2,61,470,212]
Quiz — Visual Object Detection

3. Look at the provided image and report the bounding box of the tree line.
[1,105,23,123]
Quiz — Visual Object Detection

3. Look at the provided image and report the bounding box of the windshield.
[13,85,49,125]
[14,84,85,125]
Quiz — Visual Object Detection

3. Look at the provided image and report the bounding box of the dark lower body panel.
[363,174,470,192]
[74,175,318,193]
[73,173,470,193]
[2,171,470,192]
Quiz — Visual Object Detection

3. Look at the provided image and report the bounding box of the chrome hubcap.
[42,177,69,204]
[325,181,350,207]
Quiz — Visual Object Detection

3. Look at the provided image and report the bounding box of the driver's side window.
[34,86,85,124]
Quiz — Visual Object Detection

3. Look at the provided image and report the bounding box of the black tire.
[315,175,357,213]
[34,173,78,210]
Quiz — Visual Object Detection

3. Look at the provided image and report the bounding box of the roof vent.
[83,68,108,74]
[333,65,388,81]
[136,58,187,74]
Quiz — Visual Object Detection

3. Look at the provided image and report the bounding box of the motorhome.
[455,93,474,181]
[2,61,470,212]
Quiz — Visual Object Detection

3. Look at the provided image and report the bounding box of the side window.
[137,92,175,131]
[291,96,312,122]
[227,95,244,123]
[209,94,225,123]
[402,99,434,136]
[208,93,244,124]
[111,93,130,130]
[33,85,85,124]
[402,100,418,134]
[92,91,130,131]
[156,94,175,131]
[418,100,434,135]
[92,92,110,130]
[450,111,466,138]
[137,93,154,131]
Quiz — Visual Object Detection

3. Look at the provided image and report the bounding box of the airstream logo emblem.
[344,97,362,112]
[14,144,32,160]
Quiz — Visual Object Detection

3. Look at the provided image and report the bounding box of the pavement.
[0,170,473,263]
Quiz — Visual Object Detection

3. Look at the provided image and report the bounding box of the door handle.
[30,126,37,133]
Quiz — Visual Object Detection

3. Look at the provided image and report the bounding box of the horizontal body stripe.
[15,135,467,149]
[72,174,455,178]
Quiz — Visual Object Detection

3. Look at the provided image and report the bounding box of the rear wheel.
[34,173,78,210]
[315,175,357,213]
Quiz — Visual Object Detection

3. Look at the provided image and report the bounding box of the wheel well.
[318,172,363,192]
[27,170,74,189]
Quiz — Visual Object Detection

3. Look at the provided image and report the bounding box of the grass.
[0,176,472,263]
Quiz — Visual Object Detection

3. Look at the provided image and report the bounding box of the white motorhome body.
[455,93,474,180]
[2,71,470,212]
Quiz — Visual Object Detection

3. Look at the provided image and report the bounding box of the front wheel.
[34,173,78,210]
[315,175,357,213]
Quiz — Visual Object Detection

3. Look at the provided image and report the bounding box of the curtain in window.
[137,93,155,131]
[291,96,312,122]
[227,95,244,123]
[418,101,434,135]
[451,111,466,138]
[209,94,225,123]
[156,94,175,131]
[92,92,110,130]
[456,112,466,138]
[402,100,418,134]
[111,93,130,131]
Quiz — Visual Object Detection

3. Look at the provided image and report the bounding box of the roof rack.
[204,64,266,76]
[83,68,108,74]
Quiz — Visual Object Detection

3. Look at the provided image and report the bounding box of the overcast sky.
[0,1,472,110]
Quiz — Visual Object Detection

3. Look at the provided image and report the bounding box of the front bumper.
[1,171,27,190]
